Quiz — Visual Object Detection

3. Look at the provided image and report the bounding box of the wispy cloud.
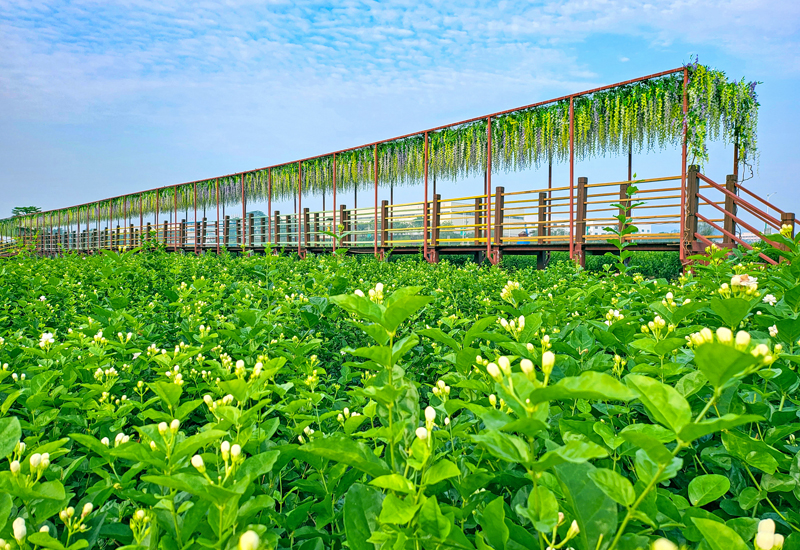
[0,0,798,211]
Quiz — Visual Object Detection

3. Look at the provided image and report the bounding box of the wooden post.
[724,174,737,244]
[260,216,266,247]
[493,186,504,246]
[339,205,347,245]
[782,213,795,237]
[249,213,255,247]
[686,165,700,250]
[236,218,242,250]
[180,219,186,249]
[224,216,230,248]
[576,177,588,267]
[474,198,483,246]
[162,221,168,245]
[286,215,292,246]
[313,212,319,245]
[779,212,795,259]
[274,211,281,246]
[303,208,310,248]
[537,192,548,270]
[201,218,207,248]
[430,194,441,261]
[381,200,389,248]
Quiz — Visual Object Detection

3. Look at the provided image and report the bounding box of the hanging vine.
[3,63,758,227]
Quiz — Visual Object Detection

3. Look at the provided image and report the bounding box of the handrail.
[695,212,778,265]
[697,173,781,229]
[697,192,782,248]
[735,182,788,219]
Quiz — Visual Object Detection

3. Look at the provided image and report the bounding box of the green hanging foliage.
[4,63,758,227]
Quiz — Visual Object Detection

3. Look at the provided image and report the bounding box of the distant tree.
[698,221,715,236]
[12,206,41,217]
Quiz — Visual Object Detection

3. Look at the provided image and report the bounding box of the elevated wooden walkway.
[10,167,795,266]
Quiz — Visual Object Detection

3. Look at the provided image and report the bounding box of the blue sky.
[1,0,799,218]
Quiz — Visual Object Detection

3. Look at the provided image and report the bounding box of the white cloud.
[0,0,798,212]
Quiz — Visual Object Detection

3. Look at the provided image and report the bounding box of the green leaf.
[382,292,433,334]
[237,450,279,480]
[620,430,673,465]
[148,381,182,410]
[678,414,763,443]
[527,371,635,405]
[423,459,460,486]
[370,474,415,494]
[378,493,420,525]
[471,431,531,464]
[710,298,753,329]
[343,484,383,550]
[588,468,635,507]
[626,374,692,434]
[532,440,608,472]
[0,417,21,457]
[172,429,227,463]
[694,343,759,390]
[0,493,12,532]
[418,495,451,541]
[517,486,559,533]
[692,517,749,550]
[330,294,385,327]
[556,462,617,550]
[634,450,682,485]
[218,379,249,403]
[689,474,730,506]
[654,337,687,356]
[27,532,66,550]
[418,328,461,352]
[302,435,391,478]
[479,497,508,550]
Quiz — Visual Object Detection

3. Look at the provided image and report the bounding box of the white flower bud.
[497,356,511,375]
[9,461,19,475]
[542,351,555,376]
[158,422,168,435]
[29,453,41,470]
[756,532,774,550]
[12,518,25,543]
[231,444,241,459]
[735,331,751,349]
[566,519,580,539]
[425,406,436,423]
[239,530,260,550]
[191,454,205,473]
[82,503,93,518]
[652,539,678,550]
[170,419,180,433]
[486,363,502,382]
[520,359,534,378]
[716,327,733,344]
[758,519,775,537]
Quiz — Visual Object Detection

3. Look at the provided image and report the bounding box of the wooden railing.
[13,168,795,266]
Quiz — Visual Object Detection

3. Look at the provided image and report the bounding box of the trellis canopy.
[3,63,758,231]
